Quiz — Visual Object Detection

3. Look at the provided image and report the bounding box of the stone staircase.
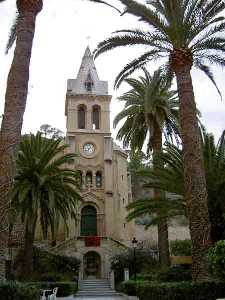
[75,279,123,298]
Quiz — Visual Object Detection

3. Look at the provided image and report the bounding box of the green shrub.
[131,267,191,283]
[39,272,65,282]
[0,282,39,300]
[208,240,225,279]
[158,265,192,282]
[170,239,192,256]
[33,247,80,275]
[13,247,80,281]
[27,281,77,297]
[120,280,137,296]
[120,280,225,300]
[134,273,160,281]
[111,249,158,285]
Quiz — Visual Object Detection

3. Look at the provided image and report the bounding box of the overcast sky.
[0,0,225,144]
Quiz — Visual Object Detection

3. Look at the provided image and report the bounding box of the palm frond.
[6,13,18,54]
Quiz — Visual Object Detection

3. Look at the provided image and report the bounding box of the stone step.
[76,279,121,297]
[79,285,110,288]
[79,287,112,290]
[76,292,123,297]
[79,282,109,286]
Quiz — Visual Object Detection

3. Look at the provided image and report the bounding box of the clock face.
[83,143,95,155]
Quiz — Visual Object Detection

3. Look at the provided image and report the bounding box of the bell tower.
[65,46,111,134]
[65,46,114,238]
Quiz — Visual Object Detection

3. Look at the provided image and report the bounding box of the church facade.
[37,47,190,280]
[51,47,136,279]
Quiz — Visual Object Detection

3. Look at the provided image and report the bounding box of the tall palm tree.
[10,133,82,279]
[128,130,225,245]
[0,0,43,279]
[91,0,225,280]
[114,68,179,269]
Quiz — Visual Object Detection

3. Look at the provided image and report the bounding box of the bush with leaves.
[208,240,225,279]
[120,280,225,300]
[170,240,192,256]
[13,247,80,281]
[0,282,39,300]
[111,249,158,285]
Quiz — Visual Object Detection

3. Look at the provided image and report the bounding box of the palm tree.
[128,130,225,246]
[91,0,225,280]
[0,0,43,279]
[114,68,179,269]
[10,133,82,279]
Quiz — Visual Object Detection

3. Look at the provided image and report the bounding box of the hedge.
[120,280,225,300]
[0,282,39,300]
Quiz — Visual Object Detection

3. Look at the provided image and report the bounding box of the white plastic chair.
[48,287,58,300]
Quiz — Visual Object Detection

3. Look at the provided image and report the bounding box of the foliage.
[111,249,158,285]
[93,0,225,95]
[114,68,179,154]
[170,240,192,256]
[0,282,39,300]
[120,280,225,300]
[39,273,65,282]
[127,131,225,242]
[208,240,225,279]
[128,151,148,173]
[11,133,82,240]
[33,247,80,280]
[131,266,191,283]
[157,266,192,282]
[119,280,137,296]
[13,247,80,281]
[39,124,64,139]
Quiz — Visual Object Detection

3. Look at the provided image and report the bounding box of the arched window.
[96,171,102,188]
[85,73,94,92]
[92,105,100,129]
[86,171,92,186]
[78,104,86,129]
[81,205,97,236]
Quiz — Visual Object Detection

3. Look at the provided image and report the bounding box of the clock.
[83,143,95,155]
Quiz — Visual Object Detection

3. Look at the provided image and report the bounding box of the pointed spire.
[67,46,109,96]
[83,46,92,57]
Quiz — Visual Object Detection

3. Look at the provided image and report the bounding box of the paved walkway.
[57,296,126,299]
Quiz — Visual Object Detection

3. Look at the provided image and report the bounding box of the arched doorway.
[84,251,101,279]
[80,205,97,236]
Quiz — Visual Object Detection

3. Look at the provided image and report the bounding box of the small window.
[92,105,100,129]
[96,171,102,188]
[68,136,74,145]
[78,105,86,129]
[86,171,92,186]
[85,81,93,92]
[85,73,94,92]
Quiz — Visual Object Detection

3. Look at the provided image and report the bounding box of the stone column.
[110,270,115,289]
[93,172,96,189]
[86,109,92,130]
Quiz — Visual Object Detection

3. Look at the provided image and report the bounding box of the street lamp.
[132,237,138,281]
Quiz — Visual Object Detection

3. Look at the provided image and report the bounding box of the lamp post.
[132,237,138,281]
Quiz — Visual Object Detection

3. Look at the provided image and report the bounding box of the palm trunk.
[151,122,170,270]
[20,222,35,280]
[0,0,42,280]
[174,65,211,281]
